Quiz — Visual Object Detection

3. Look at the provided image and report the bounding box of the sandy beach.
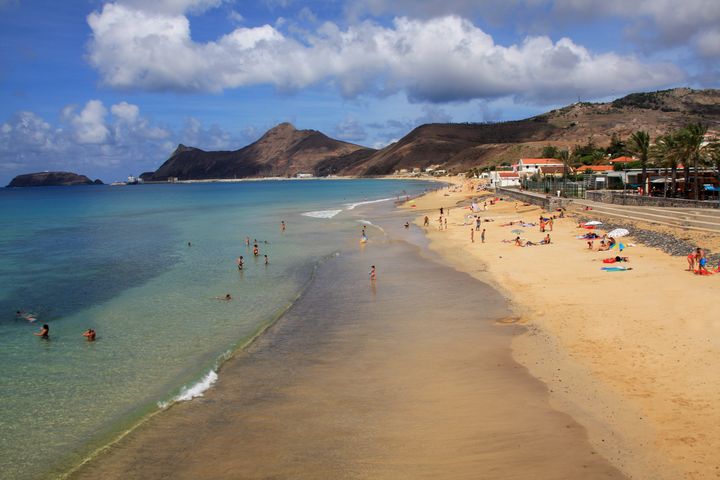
[408,180,720,479]
[67,199,625,480]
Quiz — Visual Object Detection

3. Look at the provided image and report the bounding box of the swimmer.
[245,236,250,246]
[16,310,37,322]
[187,241,192,247]
[281,220,286,232]
[214,294,232,301]
[369,265,376,281]
[404,221,410,229]
[82,328,96,341]
[237,256,244,270]
[35,324,49,339]
[253,244,259,256]
[264,255,269,265]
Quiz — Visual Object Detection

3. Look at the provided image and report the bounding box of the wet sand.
[69,215,623,479]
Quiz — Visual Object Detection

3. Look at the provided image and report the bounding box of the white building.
[488,171,521,187]
[515,158,564,177]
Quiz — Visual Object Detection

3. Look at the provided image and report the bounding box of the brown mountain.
[352,88,720,175]
[144,88,720,180]
[146,122,375,180]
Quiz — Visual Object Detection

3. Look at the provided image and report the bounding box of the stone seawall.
[496,188,574,211]
[585,191,718,208]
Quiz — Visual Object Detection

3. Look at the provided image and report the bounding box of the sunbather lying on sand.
[603,256,629,263]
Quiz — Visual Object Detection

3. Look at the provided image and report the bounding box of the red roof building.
[578,165,614,172]
[609,156,635,164]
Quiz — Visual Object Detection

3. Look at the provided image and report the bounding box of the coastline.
[66,194,624,479]
[408,179,720,479]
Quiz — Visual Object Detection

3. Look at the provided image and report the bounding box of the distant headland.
[6,172,104,187]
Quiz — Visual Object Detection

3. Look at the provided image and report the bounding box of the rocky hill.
[7,172,103,187]
[143,88,720,180]
[145,123,375,181]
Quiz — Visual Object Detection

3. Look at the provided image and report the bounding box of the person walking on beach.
[237,256,244,270]
[424,216,429,227]
[369,265,376,281]
[35,324,49,340]
[444,217,448,230]
[470,228,474,243]
[475,217,481,231]
[440,207,444,215]
[481,228,486,243]
[82,329,96,341]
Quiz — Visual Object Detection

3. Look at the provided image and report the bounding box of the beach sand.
[68,207,623,479]
[408,181,720,479]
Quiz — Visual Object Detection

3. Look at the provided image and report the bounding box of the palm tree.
[628,131,650,195]
[558,149,570,195]
[652,132,683,197]
[678,123,709,200]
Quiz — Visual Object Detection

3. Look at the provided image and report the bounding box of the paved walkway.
[498,188,720,233]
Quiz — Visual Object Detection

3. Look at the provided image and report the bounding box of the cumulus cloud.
[67,100,111,144]
[334,117,367,142]
[86,5,683,103]
[0,101,191,182]
[348,0,720,59]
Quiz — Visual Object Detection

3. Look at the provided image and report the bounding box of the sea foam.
[157,369,218,409]
[344,197,395,210]
[301,209,342,219]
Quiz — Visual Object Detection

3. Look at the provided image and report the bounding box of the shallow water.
[70,201,624,479]
[0,179,436,480]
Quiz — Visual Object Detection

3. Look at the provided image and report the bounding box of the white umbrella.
[607,228,629,238]
[585,220,603,226]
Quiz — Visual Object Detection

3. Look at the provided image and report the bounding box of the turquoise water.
[0,179,436,480]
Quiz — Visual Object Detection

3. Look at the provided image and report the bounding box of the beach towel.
[601,266,632,271]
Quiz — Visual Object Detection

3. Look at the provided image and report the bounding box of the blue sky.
[1,0,718,183]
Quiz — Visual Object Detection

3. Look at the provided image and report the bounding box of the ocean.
[0,179,437,480]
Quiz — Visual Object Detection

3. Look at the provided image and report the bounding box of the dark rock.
[7,172,99,187]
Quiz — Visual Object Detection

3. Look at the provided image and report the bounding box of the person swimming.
[16,310,37,322]
[369,265,376,281]
[253,244,259,256]
[264,255,269,265]
[82,328,96,341]
[237,256,244,270]
[35,324,49,339]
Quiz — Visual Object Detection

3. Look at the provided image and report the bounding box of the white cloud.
[334,117,367,141]
[86,6,684,103]
[0,101,181,182]
[696,29,720,58]
[111,101,140,123]
[69,100,110,144]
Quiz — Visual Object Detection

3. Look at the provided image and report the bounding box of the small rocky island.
[6,172,104,187]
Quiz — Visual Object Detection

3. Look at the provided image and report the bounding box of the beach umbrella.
[607,228,629,238]
[585,220,603,226]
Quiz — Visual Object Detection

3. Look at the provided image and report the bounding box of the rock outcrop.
[7,172,103,187]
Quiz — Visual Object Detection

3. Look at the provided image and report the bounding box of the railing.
[521,178,586,198]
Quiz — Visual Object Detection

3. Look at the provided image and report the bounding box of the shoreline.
[408,179,720,479]
[66,193,624,479]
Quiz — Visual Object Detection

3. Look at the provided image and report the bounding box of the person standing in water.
[82,329,96,341]
[35,324,49,339]
[244,237,250,246]
[281,221,286,232]
[369,265,376,281]
[264,254,269,265]
[237,256,244,270]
